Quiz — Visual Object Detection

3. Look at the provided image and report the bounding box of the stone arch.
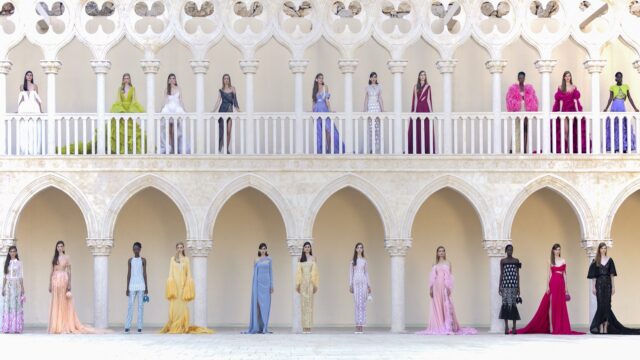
[602,177,640,240]
[402,175,495,239]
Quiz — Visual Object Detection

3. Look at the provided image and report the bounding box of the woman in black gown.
[213,74,240,154]
[588,242,640,334]
[499,244,521,335]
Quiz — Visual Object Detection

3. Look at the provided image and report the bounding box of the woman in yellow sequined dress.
[296,241,319,334]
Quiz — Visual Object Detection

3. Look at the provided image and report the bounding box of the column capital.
[90,60,111,74]
[0,238,16,255]
[534,59,557,73]
[436,59,458,74]
[140,59,160,74]
[633,60,640,74]
[0,60,12,75]
[288,59,310,74]
[485,59,507,74]
[581,239,612,258]
[387,60,408,74]
[190,60,210,74]
[239,60,259,74]
[86,238,114,256]
[338,59,359,74]
[287,237,311,256]
[385,238,412,256]
[583,59,606,74]
[483,239,511,257]
[40,60,62,74]
[186,239,213,257]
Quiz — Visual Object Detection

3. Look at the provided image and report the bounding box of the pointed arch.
[602,177,640,239]
[302,174,395,239]
[104,174,197,240]
[502,175,595,240]
[2,173,97,239]
[402,175,494,239]
[202,174,295,239]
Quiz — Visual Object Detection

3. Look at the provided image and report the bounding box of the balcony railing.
[2,112,639,156]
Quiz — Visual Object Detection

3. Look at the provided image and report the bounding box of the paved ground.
[1,327,637,359]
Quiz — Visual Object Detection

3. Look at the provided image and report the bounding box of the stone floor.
[1,327,638,359]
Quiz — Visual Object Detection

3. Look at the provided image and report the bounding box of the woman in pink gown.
[408,70,434,154]
[416,246,476,335]
[552,71,588,154]
[517,244,584,335]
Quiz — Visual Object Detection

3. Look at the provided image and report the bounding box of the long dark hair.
[300,241,313,262]
[561,71,572,93]
[258,242,269,257]
[4,245,18,275]
[550,243,561,265]
[221,74,232,90]
[22,71,34,91]
[352,242,365,266]
[312,73,323,103]
[416,70,428,93]
[595,242,607,268]
[368,72,377,85]
[166,73,177,96]
[52,240,65,266]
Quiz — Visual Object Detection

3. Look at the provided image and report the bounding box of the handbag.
[516,296,522,304]
[143,294,150,303]
[565,293,571,302]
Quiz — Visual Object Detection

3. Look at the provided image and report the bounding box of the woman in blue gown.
[313,73,345,154]
[246,243,273,334]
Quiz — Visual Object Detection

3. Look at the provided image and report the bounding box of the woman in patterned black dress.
[499,244,521,335]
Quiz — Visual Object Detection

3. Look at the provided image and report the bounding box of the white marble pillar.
[90,60,111,155]
[41,60,62,155]
[0,60,11,155]
[581,239,612,323]
[483,239,511,333]
[584,60,606,154]
[240,60,259,154]
[289,60,309,154]
[190,60,210,155]
[436,60,457,154]
[385,238,411,333]
[485,60,507,154]
[87,238,113,329]
[387,60,407,154]
[287,237,308,333]
[187,239,213,327]
[140,59,160,154]
[534,59,557,154]
[338,60,358,154]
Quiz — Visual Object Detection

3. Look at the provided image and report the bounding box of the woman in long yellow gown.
[295,241,319,334]
[160,243,213,334]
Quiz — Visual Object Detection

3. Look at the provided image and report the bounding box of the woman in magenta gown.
[517,244,584,335]
[408,70,434,154]
[552,71,588,154]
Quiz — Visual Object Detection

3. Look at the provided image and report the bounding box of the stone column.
[0,60,11,155]
[40,60,62,155]
[190,60,210,155]
[485,60,507,154]
[436,60,457,154]
[534,59,557,154]
[584,60,606,154]
[385,237,411,333]
[387,60,408,154]
[338,60,358,154]
[187,239,213,327]
[581,238,612,323]
[289,60,309,154]
[140,59,160,154]
[287,237,308,333]
[90,60,111,155]
[87,238,113,329]
[240,60,259,154]
[483,239,511,333]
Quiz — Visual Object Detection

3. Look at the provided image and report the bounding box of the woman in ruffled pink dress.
[416,246,477,335]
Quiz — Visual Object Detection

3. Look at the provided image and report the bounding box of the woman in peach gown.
[48,241,96,334]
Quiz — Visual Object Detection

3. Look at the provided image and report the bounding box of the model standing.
[505,71,539,153]
[48,241,96,334]
[2,246,24,333]
[408,70,434,154]
[313,73,344,154]
[296,241,318,333]
[363,72,384,154]
[416,246,476,335]
[17,70,43,155]
[160,242,212,334]
[498,244,521,334]
[552,71,588,153]
[349,242,371,334]
[109,73,145,154]
[587,242,640,334]
[159,73,189,154]
[125,242,148,334]
[603,72,638,153]
[517,244,583,335]
[246,243,273,334]
[213,74,240,154]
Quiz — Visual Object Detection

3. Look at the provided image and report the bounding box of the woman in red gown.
[517,244,584,335]
[408,70,434,154]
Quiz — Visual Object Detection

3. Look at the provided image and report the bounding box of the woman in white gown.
[363,72,384,154]
[17,70,43,155]
[159,74,189,154]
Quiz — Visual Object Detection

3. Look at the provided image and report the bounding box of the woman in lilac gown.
[416,246,476,335]
[603,72,638,153]
[349,243,371,334]
[246,243,273,334]
[552,71,588,153]
[313,73,344,154]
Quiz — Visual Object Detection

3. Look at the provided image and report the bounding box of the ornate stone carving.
[234,1,263,17]
[436,59,458,74]
[86,238,114,256]
[140,59,160,74]
[483,239,511,257]
[485,59,507,74]
[0,238,16,255]
[86,1,115,16]
[287,237,310,256]
[283,1,311,18]
[583,59,606,74]
[40,60,62,74]
[387,60,407,74]
[481,1,509,18]
[184,1,214,17]
[288,59,309,74]
[239,59,259,74]
[384,238,411,256]
[633,59,640,74]
[332,1,361,18]
[186,239,213,257]
[534,59,557,73]
[90,59,111,74]
[190,60,210,74]
[337,59,358,74]
[581,239,612,258]
[530,0,559,18]
[0,60,12,74]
